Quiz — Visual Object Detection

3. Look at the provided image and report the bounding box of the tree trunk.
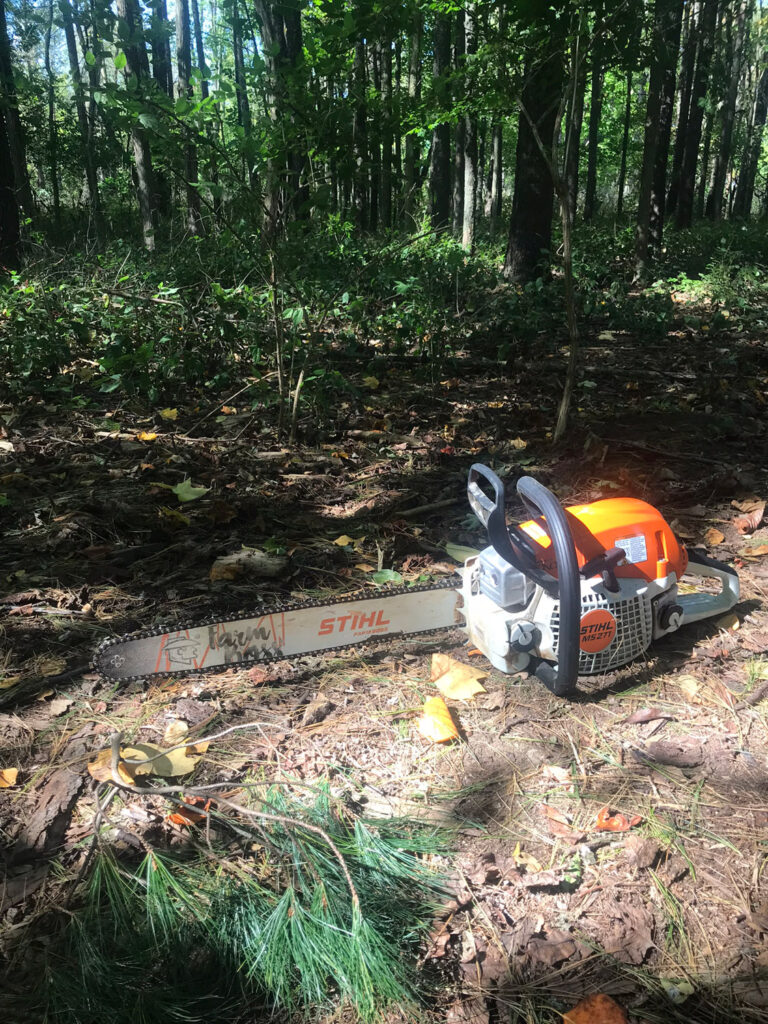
[649,0,684,246]
[563,23,586,224]
[60,0,104,241]
[0,101,19,268]
[504,29,564,281]
[351,39,368,229]
[430,14,451,230]
[674,0,718,228]
[583,14,603,223]
[489,123,502,233]
[0,0,34,221]
[369,44,380,231]
[707,0,748,219]
[44,0,60,231]
[733,59,768,217]
[403,10,421,228]
[380,40,392,230]
[231,0,253,189]
[638,0,679,278]
[616,71,632,218]
[667,0,697,216]
[461,4,477,251]
[150,0,173,95]
[452,11,465,237]
[190,0,222,225]
[696,109,713,218]
[175,0,203,234]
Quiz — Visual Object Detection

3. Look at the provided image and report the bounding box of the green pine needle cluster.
[42,789,449,1024]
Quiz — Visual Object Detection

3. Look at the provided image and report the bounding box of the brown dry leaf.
[431,653,487,700]
[163,719,189,746]
[512,841,543,873]
[716,612,740,632]
[704,527,725,546]
[542,764,573,787]
[186,740,209,755]
[86,748,136,785]
[563,993,628,1024]
[221,406,237,414]
[210,549,288,581]
[732,497,765,514]
[136,431,158,441]
[0,768,19,788]
[332,534,355,547]
[417,696,459,743]
[595,806,642,831]
[741,543,768,558]
[354,563,376,573]
[38,657,67,677]
[732,501,765,533]
[118,741,204,778]
[677,674,701,700]
[623,707,674,724]
[0,675,21,690]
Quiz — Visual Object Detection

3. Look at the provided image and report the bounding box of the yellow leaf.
[163,719,189,746]
[122,741,203,777]
[159,408,178,421]
[86,748,137,785]
[512,841,542,873]
[333,534,355,547]
[0,675,21,690]
[430,653,487,700]
[487,401,504,408]
[716,612,740,631]
[355,563,376,573]
[39,657,67,677]
[36,688,54,701]
[0,768,18,788]
[677,674,701,700]
[704,527,725,546]
[136,431,158,441]
[221,405,237,414]
[186,740,209,755]
[510,437,528,449]
[362,376,379,389]
[417,696,459,743]
[159,505,191,526]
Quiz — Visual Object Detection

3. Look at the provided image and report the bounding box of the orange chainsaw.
[94,464,740,698]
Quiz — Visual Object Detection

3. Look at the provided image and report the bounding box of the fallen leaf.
[159,505,191,526]
[371,569,402,584]
[167,795,211,826]
[541,764,574,789]
[354,563,376,573]
[595,806,642,832]
[163,719,189,746]
[715,612,740,631]
[124,741,203,777]
[38,656,67,677]
[677,674,701,700]
[444,541,481,563]
[732,501,765,533]
[431,653,487,700]
[136,430,158,441]
[563,992,628,1024]
[660,978,695,1005]
[732,497,765,514]
[172,479,210,502]
[0,439,14,451]
[210,548,288,581]
[512,841,543,873]
[362,376,379,389]
[0,675,21,690]
[417,696,459,743]
[740,543,768,558]
[510,437,527,449]
[220,405,237,414]
[704,527,725,546]
[541,803,585,842]
[598,331,617,341]
[333,534,355,546]
[159,407,178,421]
[86,748,136,785]
[623,707,674,724]
[0,768,18,788]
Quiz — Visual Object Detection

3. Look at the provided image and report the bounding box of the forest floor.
[1,312,768,1023]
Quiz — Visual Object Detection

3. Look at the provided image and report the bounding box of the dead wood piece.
[0,862,50,914]
[11,767,84,862]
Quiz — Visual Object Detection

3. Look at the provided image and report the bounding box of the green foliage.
[43,791,448,1024]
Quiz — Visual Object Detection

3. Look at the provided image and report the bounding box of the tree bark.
[0,0,34,221]
[175,0,203,234]
[430,13,451,230]
[583,11,603,223]
[674,0,718,228]
[351,39,368,229]
[563,18,586,223]
[667,0,697,216]
[403,10,421,228]
[461,3,477,251]
[190,0,222,224]
[150,0,173,95]
[369,44,380,231]
[44,0,60,230]
[452,11,465,237]
[489,123,502,233]
[707,0,748,219]
[616,71,632,219]
[380,40,392,230]
[733,58,768,217]
[504,24,564,282]
[649,0,684,245]
[0,101,19,268]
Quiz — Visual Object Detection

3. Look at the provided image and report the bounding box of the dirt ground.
[1,326,768,1022]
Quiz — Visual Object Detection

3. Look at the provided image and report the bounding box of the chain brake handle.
[467,464,580,697]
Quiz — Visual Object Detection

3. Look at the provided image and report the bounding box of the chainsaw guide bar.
[93,577,462,683]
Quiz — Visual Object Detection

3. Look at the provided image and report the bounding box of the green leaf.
[114,51,127,70]
[444,542,480,563]
[85,50,96,66]
[0,494,9,507]
[371,569,402,585]
[172,479,210,503]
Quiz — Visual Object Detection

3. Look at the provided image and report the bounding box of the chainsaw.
[94,464,740,698]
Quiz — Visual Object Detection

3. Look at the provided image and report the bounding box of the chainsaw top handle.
[467,464,580,697]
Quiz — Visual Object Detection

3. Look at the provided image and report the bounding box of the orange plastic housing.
[520,497,688,582]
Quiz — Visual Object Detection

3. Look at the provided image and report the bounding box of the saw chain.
[93,576,462,683]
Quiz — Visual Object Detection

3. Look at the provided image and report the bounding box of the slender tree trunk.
[150,0,173,95]
[403,10,421,228]
[696,109,713,218]
[231,0,253,189]
[461,3,477,250]
[190,0,222,225]
[489,123,502,233]
[504,29,564,281]
[380,40,392,230]
[351,39,368,229]
[563,22,586,223]
[369,44,380,231]
[44,0,60,230]
[667,0,697,216]
[674,0,718,228]
[61,0,104,241]
[583,13,603,223]
[452,11,465,237]
[0,102,19,268]
[430,13,451,230]
[0,0,34,221]
[175,0,202,234]
[707,0,748,219]
[733,60,768,217]
[616,71,633,218]
[636,0,681,278]
[649,0,684,245]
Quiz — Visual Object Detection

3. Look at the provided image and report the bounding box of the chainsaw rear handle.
[678,549,740,625]
[467,465,580,697]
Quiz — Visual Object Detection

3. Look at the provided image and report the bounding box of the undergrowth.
[41,790,449,1024]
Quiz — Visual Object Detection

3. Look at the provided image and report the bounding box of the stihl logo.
[578,609,617,654]
[318,609,390,636]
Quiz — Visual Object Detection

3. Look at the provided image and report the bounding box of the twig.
[734,680,768,710]
[117,719,284,768]
[398,497,460,519]
[185,379,263,437]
